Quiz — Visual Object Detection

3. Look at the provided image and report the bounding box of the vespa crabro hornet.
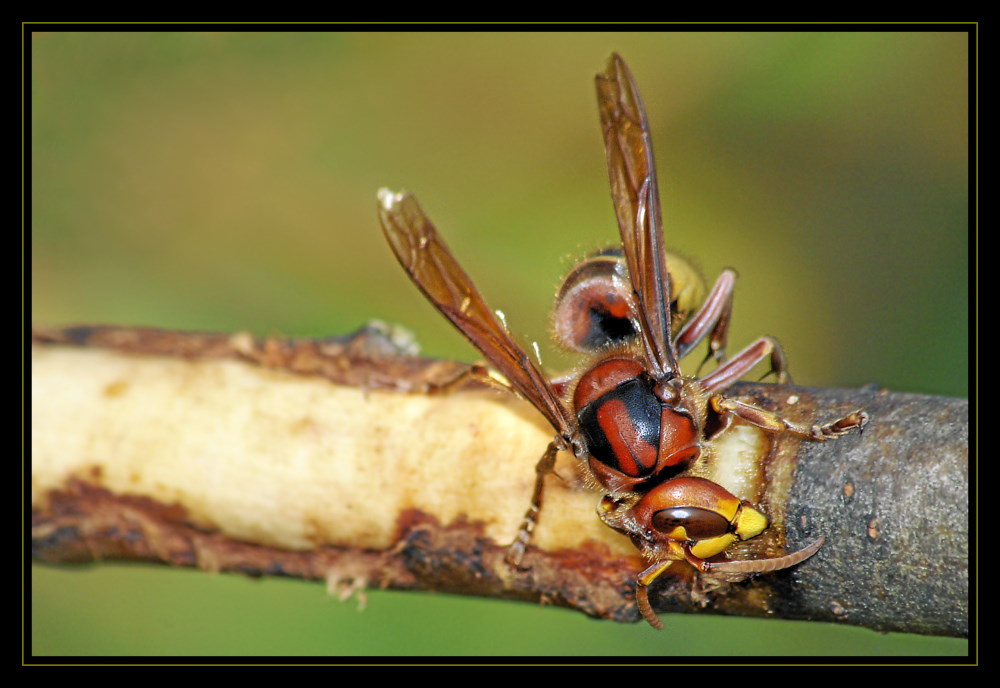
[377,54,867,629]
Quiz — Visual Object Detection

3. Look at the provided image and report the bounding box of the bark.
[29,324,968,637]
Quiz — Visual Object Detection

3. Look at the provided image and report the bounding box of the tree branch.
[30,324,968,637]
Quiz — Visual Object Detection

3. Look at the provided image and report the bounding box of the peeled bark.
[30,324,968,637]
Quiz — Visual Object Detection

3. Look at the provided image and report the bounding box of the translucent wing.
[377,189,575,438]
[595,53,679,379]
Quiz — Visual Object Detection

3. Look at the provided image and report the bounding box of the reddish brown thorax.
[573,358,700,493]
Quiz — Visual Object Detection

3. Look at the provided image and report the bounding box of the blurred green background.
[30,31,969,657]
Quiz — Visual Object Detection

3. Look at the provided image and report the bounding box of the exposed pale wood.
[30,325,968,636]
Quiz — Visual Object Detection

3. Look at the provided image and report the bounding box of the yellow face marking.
[690,533,739,559]
[734,504,768,541]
